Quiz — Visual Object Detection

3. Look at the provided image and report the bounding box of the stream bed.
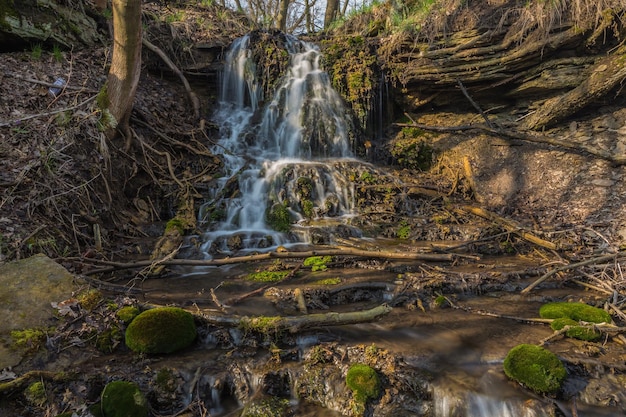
[128,254,626,417]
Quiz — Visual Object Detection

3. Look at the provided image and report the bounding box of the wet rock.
[578,374,626,411]
[0,254,78,369]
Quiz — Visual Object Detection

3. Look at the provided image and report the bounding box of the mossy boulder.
[101,381,148,417]
[539,302,611,324]
[503,344,566,394]
[346,363,381,403]
[125,307,197,354]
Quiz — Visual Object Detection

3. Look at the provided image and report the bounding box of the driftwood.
[76,248,460,275]
[197,303,393,333]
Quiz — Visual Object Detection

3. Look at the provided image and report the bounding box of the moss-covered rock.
[539,302,611,324]
[503,344,566,394]
[346,363,381,403]
[125,307,196,354]
[101,381,148,417]
[550,317,602,341]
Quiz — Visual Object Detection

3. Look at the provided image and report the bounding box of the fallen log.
[76,248,461,275]
[197,303,393,333]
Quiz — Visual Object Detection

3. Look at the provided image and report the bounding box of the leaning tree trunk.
[105,0,142,140]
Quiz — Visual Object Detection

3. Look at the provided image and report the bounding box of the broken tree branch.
[457,205,557,250]
[521,252,626,294]
[142,38,200,120]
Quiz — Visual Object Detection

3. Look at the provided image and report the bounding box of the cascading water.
[199,31,362,256]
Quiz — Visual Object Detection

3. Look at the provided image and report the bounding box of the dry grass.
[504,0,626,44]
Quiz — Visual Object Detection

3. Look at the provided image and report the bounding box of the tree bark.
[276,0,290,31]
[105,0,142,139]
[324,0,339,29]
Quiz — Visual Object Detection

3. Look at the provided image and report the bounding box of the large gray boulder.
[0,254,77,368]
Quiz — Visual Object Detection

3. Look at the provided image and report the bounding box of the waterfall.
[199,31,360,257]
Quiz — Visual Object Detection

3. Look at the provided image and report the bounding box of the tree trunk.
[105,0,142,139]
[276,0,290,31]
[324,0,339,29]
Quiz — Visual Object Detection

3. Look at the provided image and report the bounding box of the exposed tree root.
[395,121,626,165]
[142,38,201,120]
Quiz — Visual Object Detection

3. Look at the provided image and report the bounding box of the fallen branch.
[76,248,460,275]
[0,95,97,127]
[457,205,557,250]
[197,303,393,333]
[142,38,200,120]
[521,252,625,294]
[444,297,552,325]
[0,370,72,394]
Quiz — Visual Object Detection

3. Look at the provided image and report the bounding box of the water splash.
[199,31,360,256]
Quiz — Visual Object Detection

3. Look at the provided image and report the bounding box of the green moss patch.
[245,270,290,282]
[241,396,291,417]
[304,255,332,271]
[503,344,566,394]
[539,302,611,324]
[266,202,292,232]
[125,307,196,354]
[25,381,46,407]
[101,381,148,417]
[550,317,602,342]
[116,306,140,324]
[345,363,381,403]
